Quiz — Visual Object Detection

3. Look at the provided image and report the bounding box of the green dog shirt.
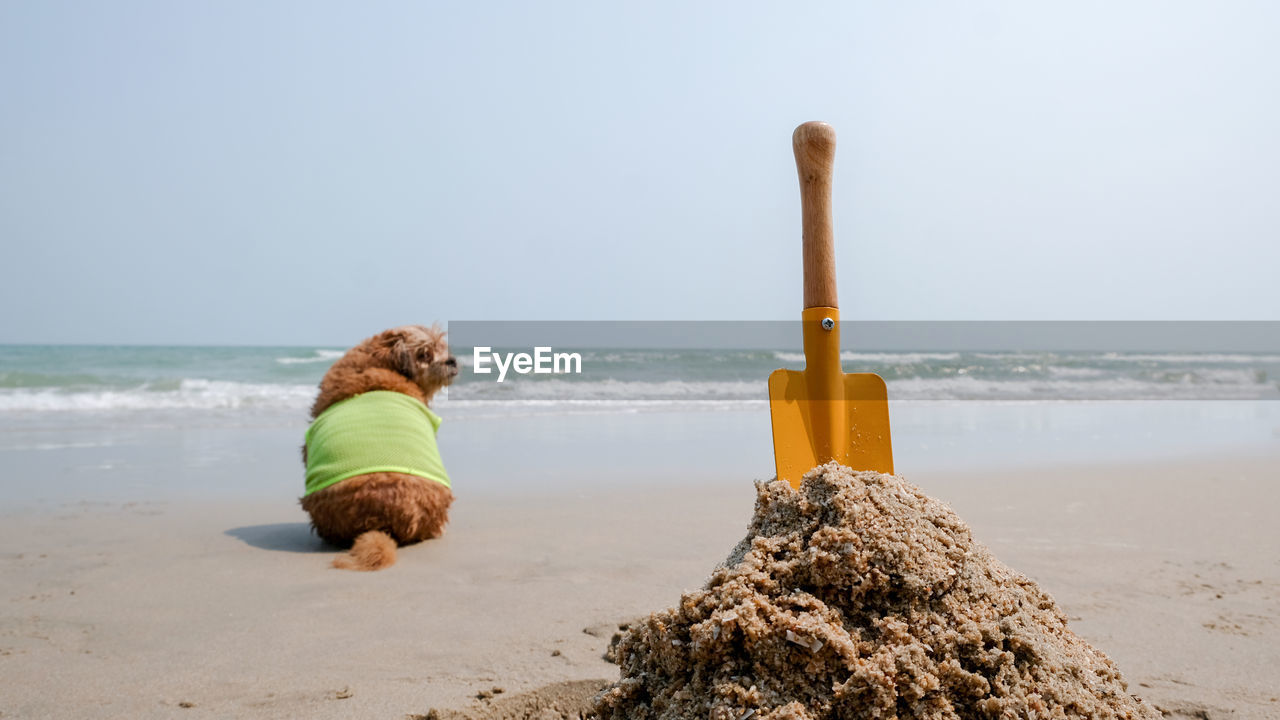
[304,390,450,496]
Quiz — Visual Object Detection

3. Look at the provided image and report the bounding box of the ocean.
[2,345,1278,416]
[1,345,1277,509]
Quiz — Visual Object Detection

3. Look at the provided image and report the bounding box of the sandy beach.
[2,449,1277,719]
[7,0,1280,715]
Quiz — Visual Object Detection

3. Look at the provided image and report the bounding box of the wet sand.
[1,453,1277,718]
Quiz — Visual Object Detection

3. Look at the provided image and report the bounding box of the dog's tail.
[333,530,397,571]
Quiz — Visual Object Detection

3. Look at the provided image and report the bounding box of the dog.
[300,325,459,570]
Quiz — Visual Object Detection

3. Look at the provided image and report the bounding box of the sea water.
[3,345,1279,414]
[0,345,1277,509]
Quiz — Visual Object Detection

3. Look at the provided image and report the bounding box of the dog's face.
[377,325,458,401]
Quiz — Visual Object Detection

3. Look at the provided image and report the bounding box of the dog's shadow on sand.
[225,523,337,553]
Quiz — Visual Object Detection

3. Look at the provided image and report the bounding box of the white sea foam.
[275,350,344,365]
[453,366,1276,404]
[0,380,314,412]
[772,351,962,364]
[887,374,1276,401]
[1047,366,1107,378]
[450,378,763,402]
[440,398,769,418]
[1100,352,1280,364]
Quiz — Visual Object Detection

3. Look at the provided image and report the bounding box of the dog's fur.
[300,325,458,570]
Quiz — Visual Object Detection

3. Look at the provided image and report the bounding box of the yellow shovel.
[768,122,894,488]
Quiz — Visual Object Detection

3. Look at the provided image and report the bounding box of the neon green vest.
[304,391,450,496]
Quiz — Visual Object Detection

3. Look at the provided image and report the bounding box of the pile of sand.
[592,463,1161,720]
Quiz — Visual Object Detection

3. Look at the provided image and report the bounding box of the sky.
[2,1,1278,345]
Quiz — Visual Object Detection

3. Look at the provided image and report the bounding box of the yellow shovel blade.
[768,369,894,487]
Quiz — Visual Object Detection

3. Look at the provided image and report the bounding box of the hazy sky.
[2,1,1277,345]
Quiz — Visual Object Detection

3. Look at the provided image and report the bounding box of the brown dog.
[300,325,458,570]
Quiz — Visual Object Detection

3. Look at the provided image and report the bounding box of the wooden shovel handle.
[793,121,838,309]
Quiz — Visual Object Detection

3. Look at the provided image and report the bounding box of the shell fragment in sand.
[784,630,823,653]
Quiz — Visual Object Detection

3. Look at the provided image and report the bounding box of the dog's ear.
[392,337,418,378]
